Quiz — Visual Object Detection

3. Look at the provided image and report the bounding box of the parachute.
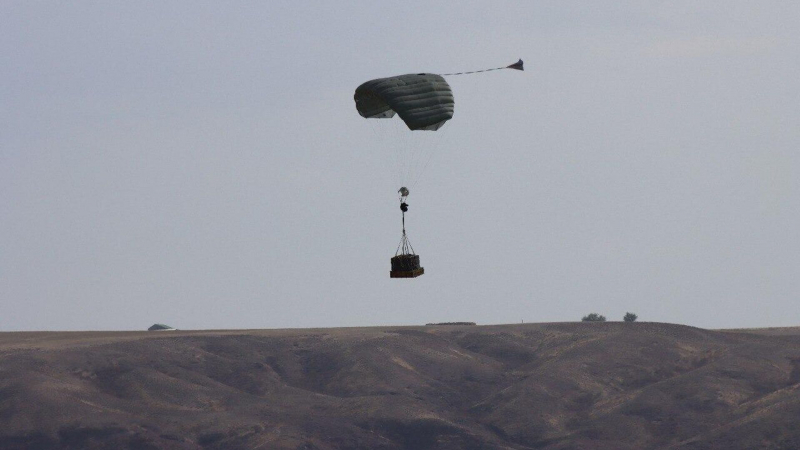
[354,74,454,131]
[354,60,523,278]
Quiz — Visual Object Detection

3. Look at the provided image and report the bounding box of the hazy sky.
[2,2,799,331]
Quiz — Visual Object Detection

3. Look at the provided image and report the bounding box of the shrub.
[623,312,638,322]
[581,313,606,322]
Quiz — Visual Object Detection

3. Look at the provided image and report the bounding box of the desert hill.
[2,322,800,449]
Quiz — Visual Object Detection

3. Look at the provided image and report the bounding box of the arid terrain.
[2,322,800,449]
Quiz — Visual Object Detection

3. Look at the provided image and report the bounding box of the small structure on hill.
[148,323,176,331]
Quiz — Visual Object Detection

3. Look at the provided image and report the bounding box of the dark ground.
[2,322,800,449]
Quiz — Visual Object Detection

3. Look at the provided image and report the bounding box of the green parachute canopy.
[354,73,454,131]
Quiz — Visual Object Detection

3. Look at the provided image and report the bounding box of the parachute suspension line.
[439,59,524,76]
[394,121,436,189]
[400,125,410,185]
[397,122,413,187]
[407,123,450,189]
[407,131,423,186]
[385,120,407,189]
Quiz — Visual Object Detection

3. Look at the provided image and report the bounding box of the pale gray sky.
[2,2,799,331]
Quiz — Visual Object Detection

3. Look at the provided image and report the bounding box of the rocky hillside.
[2,322,800,449]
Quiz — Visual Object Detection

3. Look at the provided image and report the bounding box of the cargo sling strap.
[396,206,415,257]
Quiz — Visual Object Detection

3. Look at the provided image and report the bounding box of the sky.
[2,1,799,331]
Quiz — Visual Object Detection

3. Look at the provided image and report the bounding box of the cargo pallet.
[390,267,425,278]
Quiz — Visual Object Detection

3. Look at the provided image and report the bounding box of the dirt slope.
[2,322,800,449]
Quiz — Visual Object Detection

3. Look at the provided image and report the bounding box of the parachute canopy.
[354,73,454,131]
